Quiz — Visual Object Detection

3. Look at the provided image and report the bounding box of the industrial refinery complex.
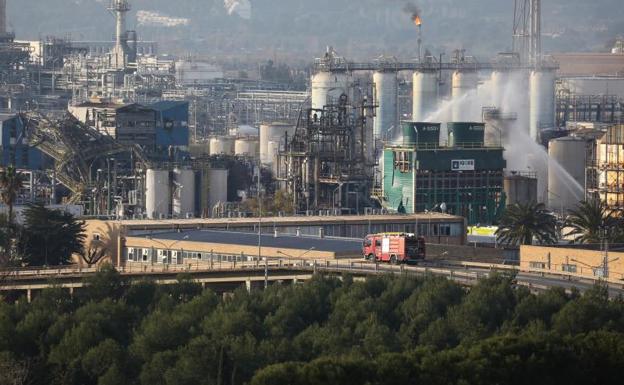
[0,0,623,278]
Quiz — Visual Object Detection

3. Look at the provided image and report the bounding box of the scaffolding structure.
[556,93,622,126]
[18,111,148,205]
[586,124,624,213]
[277,94,376,214]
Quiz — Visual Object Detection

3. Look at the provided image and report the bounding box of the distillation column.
[451,70,479,122]
[373,71,398,140]
[529,69,556,141]
[412,70,438,122]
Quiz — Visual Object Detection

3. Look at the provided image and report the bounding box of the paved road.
[3,259,623,297]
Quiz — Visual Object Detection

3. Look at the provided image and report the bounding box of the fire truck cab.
[363,233,426,264]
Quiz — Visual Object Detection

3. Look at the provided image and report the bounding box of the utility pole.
[257,161,266,288]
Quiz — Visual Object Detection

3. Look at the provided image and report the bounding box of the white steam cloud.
[224,0,252,20]
[137,11,190,27]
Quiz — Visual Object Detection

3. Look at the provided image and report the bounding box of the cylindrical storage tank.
[491,70,510,112]
[373,71,398,140]
[401,122,441,147]
[311,71,349,110]
[267,140,280,173]
[172,168,196,217]
[188,143,210,157]
[209,136,235,155]
[448,122,485,148]
[530,70,556,142]
[260,123,295,164]
[548,137,587,213]
[207,168,228,216]
[412,71,438,122]
[451,70,479,122]
[234,138,259,157]
[145,169,170,219]
[504,175,538,206]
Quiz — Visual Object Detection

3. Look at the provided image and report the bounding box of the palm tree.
[495,202,558,246]
[0,165,25,228]
[565,200,619,244]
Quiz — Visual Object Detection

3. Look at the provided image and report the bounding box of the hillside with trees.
[1,269,623,384]
[10,0,624,61]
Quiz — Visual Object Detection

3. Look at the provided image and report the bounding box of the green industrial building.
[382,122,507,225]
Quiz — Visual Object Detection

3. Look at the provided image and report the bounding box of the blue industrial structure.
[0,114,44,169]
[150,101,190,151]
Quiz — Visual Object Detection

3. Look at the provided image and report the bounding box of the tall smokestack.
[108,0,131,68]
[404,2,423,61]
[0,0,6,34]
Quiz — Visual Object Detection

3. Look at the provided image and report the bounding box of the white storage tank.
[373,71,398,140]
[451,70,479,122]
[234,138,259,157]
[209,136,235,155]
[412,71,439,122]
[548,137,588,213]
[172,168,196,217]
[260,123,295,164]
[491,70,510,112]
[530,70,556,142]
[145,169,170,219]
[311,71,349,110]
[208,168,228,216]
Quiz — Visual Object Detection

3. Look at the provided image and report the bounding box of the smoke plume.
[403,2,422,25]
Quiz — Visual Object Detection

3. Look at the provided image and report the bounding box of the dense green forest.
[1,268,624,385]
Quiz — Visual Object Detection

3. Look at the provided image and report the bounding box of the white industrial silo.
[451,70,479,122]
[412,71,438,122]
[491,70,510,112]
[530,70,556,141]
[373,71,398,139]
[235,138,259,158]
[209,136,235,155]
[208,168,228,216]
[548,137,588,213]
[145,169,170,219]
[260,123,295,164]
[311,71,349,110]
[172,168,196,218]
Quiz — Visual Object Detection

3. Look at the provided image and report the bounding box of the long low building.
[84,213,467,266]
[520,245,624,281]
[124,230,362,267]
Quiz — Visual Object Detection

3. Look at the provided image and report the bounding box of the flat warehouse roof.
[138,230,362,253]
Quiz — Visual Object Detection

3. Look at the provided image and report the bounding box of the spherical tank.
[145,169,170,219]
[172,168,196,217]
[373,71,398,139]
[235,138,259,157]
[207,168,228,214]
[412,71,438,122]
[530,70,556,141]
[311,71,349,110]
[260,123,295,164]
[451,70,479,122]
[548,137,587,213]
[209,136,235,155]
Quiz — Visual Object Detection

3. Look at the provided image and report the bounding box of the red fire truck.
[362,233,426,264]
